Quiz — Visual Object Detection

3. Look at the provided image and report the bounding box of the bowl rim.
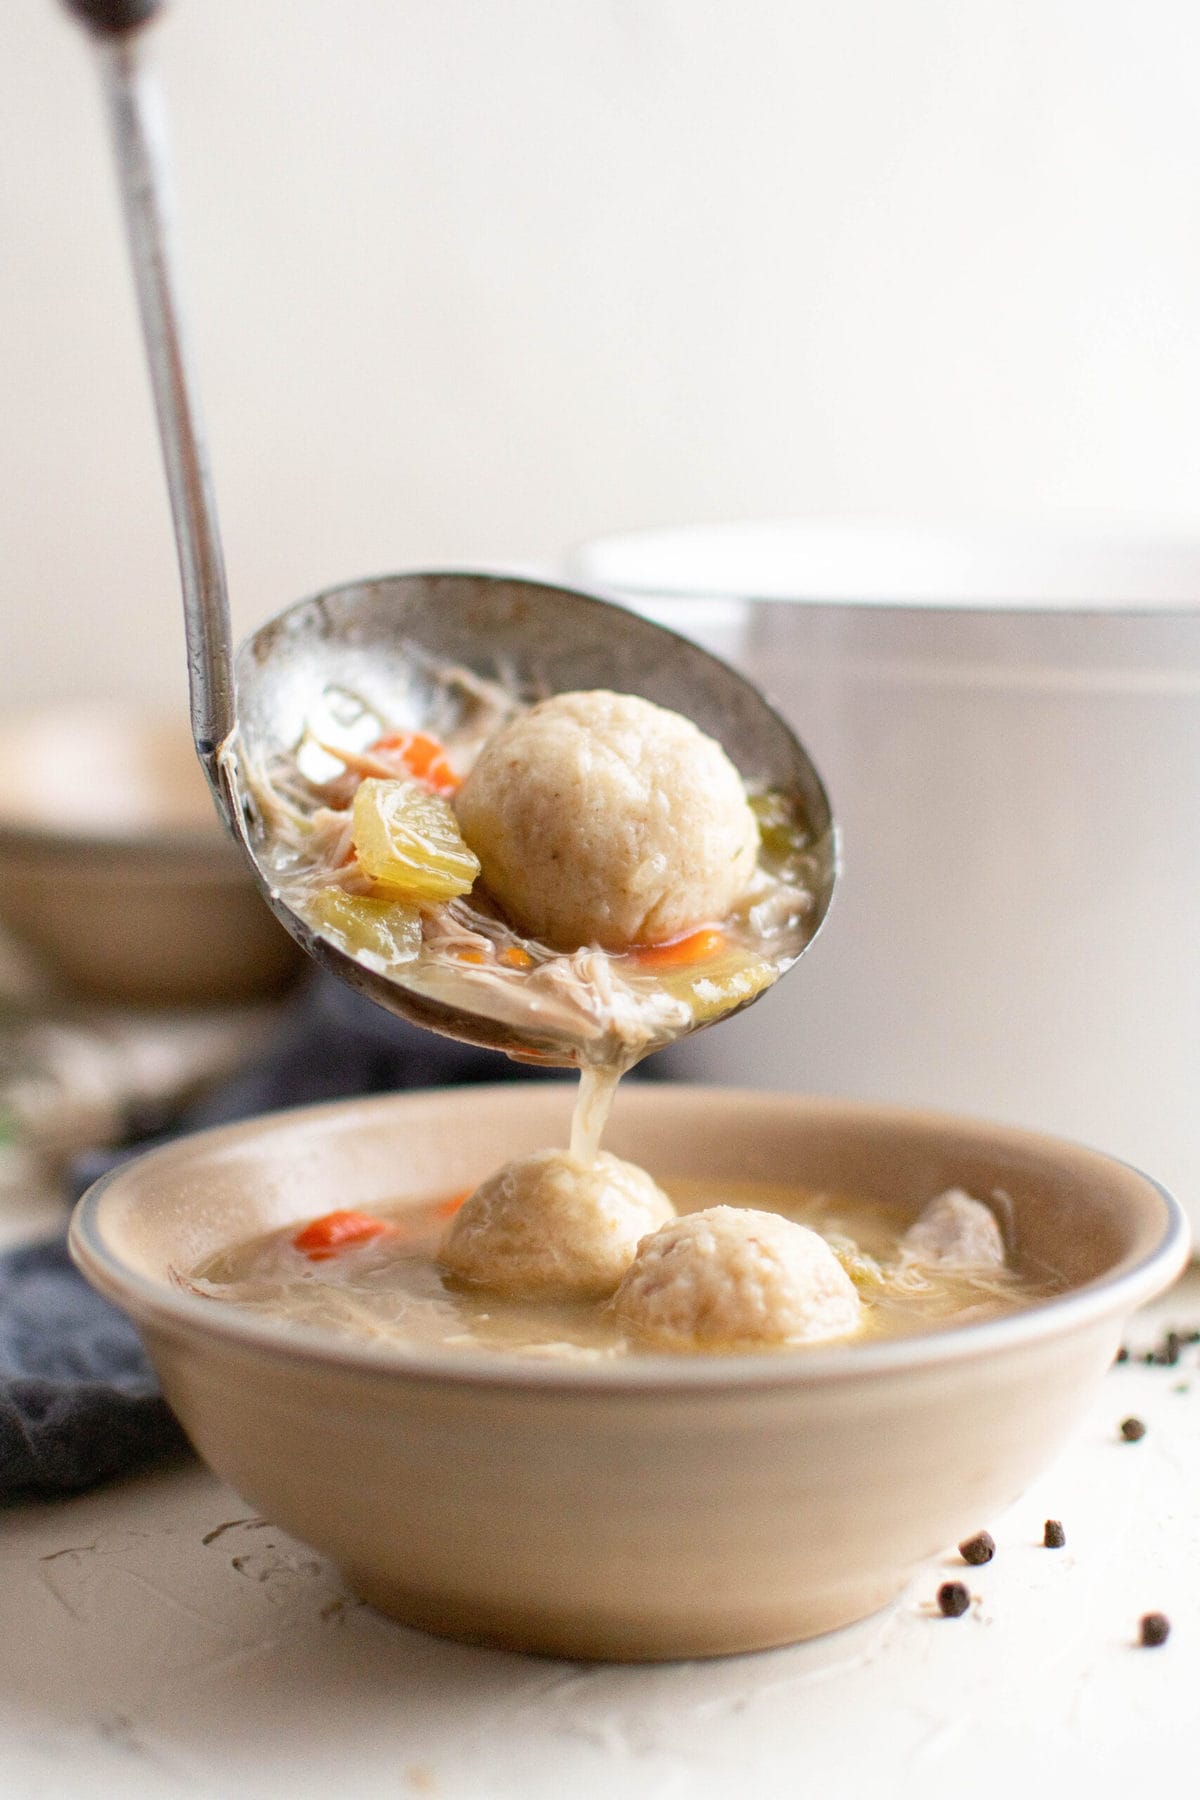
[0,702,238,857]
[569,517,1200,616]
[69,1085,1191,1395]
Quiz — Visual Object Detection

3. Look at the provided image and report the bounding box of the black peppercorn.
[1120,1417,1147,1442]
[958,1531,995,1566]
[937,1581,971,1618]
[1043,1519,1066,1549]
[1139,1612,1170,1648]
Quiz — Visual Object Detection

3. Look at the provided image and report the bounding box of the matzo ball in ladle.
[454,690,760,953]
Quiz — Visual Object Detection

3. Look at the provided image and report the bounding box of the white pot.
[571,521,1200,1237]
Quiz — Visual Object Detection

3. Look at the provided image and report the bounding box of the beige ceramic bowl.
[0,705,303,1005]
[70,1083,1187,1661]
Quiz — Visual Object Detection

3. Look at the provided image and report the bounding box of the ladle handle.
[64,0,237,796]
[63,0,163,32]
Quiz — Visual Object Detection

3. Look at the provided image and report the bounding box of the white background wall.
[4,1,1200,713]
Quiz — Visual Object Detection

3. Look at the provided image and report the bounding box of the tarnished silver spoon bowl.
[229,571,835,1058]
[67,1,835,1060]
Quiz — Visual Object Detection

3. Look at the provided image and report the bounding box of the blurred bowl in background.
[0,704,304,1006]
[570,519,1200,1239]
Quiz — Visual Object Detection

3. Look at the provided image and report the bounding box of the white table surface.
[2,1261,1197,1800]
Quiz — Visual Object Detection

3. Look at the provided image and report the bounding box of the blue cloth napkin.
[0,1235,189,1499]
[0,972,597,1503]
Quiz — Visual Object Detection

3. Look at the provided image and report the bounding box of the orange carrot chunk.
[433,1189,472,1220]
[629,927,726,971]
[369,731,461,796]
[292,1209,391,1260]
[500,944,534,970]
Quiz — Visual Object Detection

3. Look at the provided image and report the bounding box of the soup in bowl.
[70,1083,1186,1660]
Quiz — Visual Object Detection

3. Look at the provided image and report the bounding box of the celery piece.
[749,789,809,875]
[352,778,480,903]
[308,887,422,965]
[651,946,777,1025]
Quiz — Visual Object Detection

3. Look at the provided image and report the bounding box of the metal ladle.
[64,0,836,1061]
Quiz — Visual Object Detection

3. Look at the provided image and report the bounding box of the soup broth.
[246,675,824,1071]
[188,1181,1063,1360]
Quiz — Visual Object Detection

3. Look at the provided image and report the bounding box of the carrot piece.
[455,948,488,965]
[629,927,726,971]
[292,1209,390,1261]
[369,731,461,796]
[500,945,533,969]
[433,1189,471,1220]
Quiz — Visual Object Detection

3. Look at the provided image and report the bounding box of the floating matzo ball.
[614,1206,863,1350]
[440,1148,675,1297]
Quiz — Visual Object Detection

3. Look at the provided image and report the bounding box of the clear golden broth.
[189,1179,1062,1360]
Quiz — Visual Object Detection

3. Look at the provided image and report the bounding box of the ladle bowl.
[226,571,835,1057]
[66,0,837,1062]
